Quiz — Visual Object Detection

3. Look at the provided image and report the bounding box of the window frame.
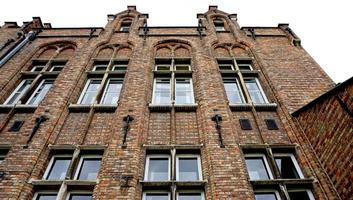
[287,189,315,200]
[254,190,281,200]
[244,78,269,104]
[77,79,102,104]
[31,65,46,72]
[4,79,33,105]
[100,78,123,104]
[273,153,305,179]
[237,63,253,71]
[244,154,274,180]
[112,64,128,72]
[222,77,246,104]
[152,78,172,105]
[174,78,195,105]
[42,154,72,180]
[49,64,65,72]
[174,64,191,71]
[176,190,205,200]
[144,154,171,181]
[218,64,235,71]
[65,191,93,200]
[142,191,171,200]
[26,79,55,105]
[176,154,202,181]
[92,64,108,72]
[155,64,172,71]
[73,154,102,180]
[32,191,58,200]
[214,19,226,32]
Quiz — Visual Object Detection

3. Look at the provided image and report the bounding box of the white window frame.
[4,79,33,105]
[152,78,172,105]
[177,190,205,200]
[42,154,72,180]
[100,78,123,104]
[112,64,128,71]
[92,65,108,71]
[245,154,274,180]
[174,64,191,71]
[26,79,54,105]
[77,79,102,104]
[287,189,315,200]
[65,191,93,200]
[73,155,102,180]
[244,78,269,104]
[155,64,172,71]
[144,154,171,181]
[176,154,202,181]
[273,153,305,179]
[49,64,65,72]
[31,65,46,72]
[223,78,246,104]
[32,191,58,200]
[254,190,281,200]
[142,191,171,200]
[174,78,195,105]
[237,63,253,71]
[218,64,234,71]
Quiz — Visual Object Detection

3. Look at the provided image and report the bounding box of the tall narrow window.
[74,155,102,180]
[43,156,71,180]
[27,79,54,105]
[153,79,171,104]
[245,155,272,180]
[176,155,201,181]
[223,78,244,104]
[175,78,194,104]
[78,79,101,104]
[244,78,268,104]
[4,79,33,105]
[274,154,303,179]
[145,155,170,181]
[214,19,225,31]
[101,79,122,104]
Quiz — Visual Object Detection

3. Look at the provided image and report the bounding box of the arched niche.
[214,46,230,57]
[115,47,132,58]
[155,47,172,58]
[96,47,114,59]
[174,47,190,58]
[56,47,75,59]
[232,47,250,57]
[37,46,58,59]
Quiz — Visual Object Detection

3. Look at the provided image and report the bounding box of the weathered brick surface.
[0,6,342,200]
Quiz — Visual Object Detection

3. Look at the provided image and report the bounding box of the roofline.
[292,76,353,116]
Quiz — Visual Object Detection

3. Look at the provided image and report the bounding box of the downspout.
[0,31,36,67]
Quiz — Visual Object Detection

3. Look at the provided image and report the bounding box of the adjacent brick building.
[0,5,347,200]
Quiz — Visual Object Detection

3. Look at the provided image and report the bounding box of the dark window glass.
[255,193,278,200]
[275,156,300,179]
[69,194,93,200]
[288,191,312,200]
[245,157,270,180]
[178,157,199,181]
[35,194,57,200]
[77,157,101,180]
[46,157,71,180]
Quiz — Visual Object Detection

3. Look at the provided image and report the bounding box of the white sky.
[1,0,352,83]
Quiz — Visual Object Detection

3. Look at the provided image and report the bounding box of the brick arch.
[174,46,190,58]
[115,46,132,58]
[154,39,192,57]
[56,46,76,59]
[96,47,114,58]
[36,46,58,59]
[155,46,172,57]
[34,41,77,59]
[214,46,230,57]
[231,46,250,57]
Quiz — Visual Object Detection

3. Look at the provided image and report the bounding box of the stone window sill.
[68,104,118,112]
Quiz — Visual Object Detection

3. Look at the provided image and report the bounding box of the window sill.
[68,104,118,112]
[254,103,277,111]
[229,103,253,111]
[148,103,198,112]
[0,104,38,113]
[250,178,314,186]
[140,180,207,187]
[30,179,98,186]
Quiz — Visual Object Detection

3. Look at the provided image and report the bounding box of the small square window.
[43,155,71,180]
[155,65,171,71]
[8,120,24,132]
[31,65,46,72]
[75,155,102,180]
[238,63,252,71]
[175,65,191,71]
[176,155,202,181]
[93,65,107,71]
[143,192,170,200]
[245,155,272,180]
[112,65,127,72]
[239,119,252,130]
[214,19,225,32]
[145,155,170,181]
[0,149,10,163]
[265,119,279,130]
[274,154,303,179]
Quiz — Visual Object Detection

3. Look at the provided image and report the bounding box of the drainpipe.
[0,31,36,67]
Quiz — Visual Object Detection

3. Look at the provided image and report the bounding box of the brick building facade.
[0,5,346,200]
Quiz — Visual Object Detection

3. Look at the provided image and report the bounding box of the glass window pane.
[35,194,57,200]
[178,157,199,181]
[77,158,101,180]
[112,65,127,71]
[219,64,233,70]
[245,79,266,104]
[101,80,122,104]
[147,157,169,181]
[255,193,278,200]
[178,193,203,200]
[245,157,270,180]
[69,194,93,200]
[32,65,45,72]
[51,65,64,72]
[223,79,243,104]
[175,65,190,71]
[238,64,252,71]
[93,65,107,71]
[175,79,193,104]
[5,79,33,105]
[46,157,71,180]
[156,65,171,71]
[145,193,169,200]
[27,80,54,105]
[288,191,312,200]
[275,156,300,179]
[80,80,101,104]
[153,79,170,104]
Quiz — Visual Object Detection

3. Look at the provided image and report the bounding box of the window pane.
[101,80,122,104]
[35,194,57,200]
[238,64,252,71]
[32,65,45,72]
[175,79,193,104]
[153,79,170,104]
[27,80,54,105]
[245,79,266,104]
[51,65,64,72]
[178,193,203,200]
[93,65,107,71]
[156,65,171,71]
[69,194,93,200]
[245,157,270,180]
[223,79,243,104]
[77,158,101,180]
[288,191,312,200]
[5,79,33,105]
[255,193,278,200]
[275,156,300,179]
[147,158,169,181]
[80,80,101,104]
[175,65,190,71]
[178,157,199,181]
[219,64,233,70]
[46,157,71,180]
[145,193,169,200]
[112,65,127,71]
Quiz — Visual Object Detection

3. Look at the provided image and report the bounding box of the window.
[33,192,58,200]
[93,65,107,71]
[218,60,234,71]
[288,189,314,200]
[214,19,225,31]
[153,79,171,104]
[31,65,45,72]
[254,191,281,200]
[100,79,122,104]
[175,78,194,104]
[174,60,191,71]
[74,155,102,180]
[4,79,33,105]
[0,149,9,163]
[238,63,252,71]
[176,155,202,181]
[143,192,170,200]
[67,192,93,200]
[112,64,127,72]
[26,79,54,105]
[223,78,244,104]
[155,65,171,71]
[120,21,132,32]
[244,78,268,104]
[50,62,66,72]
[245,154,272,180]
[78,79,101,104]
[145,155,170,181]
[274,154,304,179]
[177,191,205,200]
[43,155,71,180]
